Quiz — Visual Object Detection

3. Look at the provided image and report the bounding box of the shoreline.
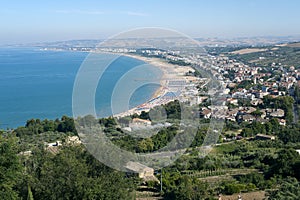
[41,48,196,119]
[121,54,169,98]
[112,53,195,118]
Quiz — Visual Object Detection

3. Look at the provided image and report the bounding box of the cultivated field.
[230,48,268,55]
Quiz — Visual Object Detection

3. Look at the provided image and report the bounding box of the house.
[244,107,257,114]
[213,108,227,119]
[255,134,276,140]
[45,141,62,154]
[123,127,132,132]
[18,151,32,156]
[278,119,286,126]
[251,99,263,106]
[227,116,236,122]
[260,109,267,119]
[46,141,62,147]
[256,118,269,124]
[226,109,239,122]
[131,118,152,126]
[227,108,239,117]
[201,108,212,119]
[227,98,238,106]
[242,114,256,122]
[270,109,285,118]
[66,136,81,145]
[125,162,159,183]
[228,83,237,88]
[254,91,269,99]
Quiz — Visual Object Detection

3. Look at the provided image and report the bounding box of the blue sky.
[1,0,300,44]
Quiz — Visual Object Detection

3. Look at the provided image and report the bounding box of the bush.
[223,183,245,195]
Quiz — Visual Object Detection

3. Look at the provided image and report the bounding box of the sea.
[0,47,162,128]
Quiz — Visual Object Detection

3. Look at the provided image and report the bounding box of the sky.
[1,0,300,44]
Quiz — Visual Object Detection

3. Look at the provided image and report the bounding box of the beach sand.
[112,53,194,118]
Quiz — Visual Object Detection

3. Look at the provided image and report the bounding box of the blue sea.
[0,47,161,128]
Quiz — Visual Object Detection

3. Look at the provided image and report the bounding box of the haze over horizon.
[1,0,300,44]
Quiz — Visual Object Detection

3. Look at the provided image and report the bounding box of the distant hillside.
[31,39,103,48]
[206,41,300,69]
[230,48,268,55]
[286,42,300,48]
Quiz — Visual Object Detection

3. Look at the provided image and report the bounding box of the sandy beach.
[112,53,196,118]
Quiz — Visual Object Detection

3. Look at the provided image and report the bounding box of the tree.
[268,148,300,178]
[237,80,253,89]
[57,116,77,133]
[32,147,88,200]
[241,128,253,137]
[270,118,280,133]
[0,134,22,200]
[222,182,245,195]
[164,175,209,200]
[278,127,300,143]
[236,172,266,190]
[137,138,154,152]
[139,111,150,120]
[265,122,273,134]
[251,109,263,117]
[28,146,136,200]
[267,177,300,200]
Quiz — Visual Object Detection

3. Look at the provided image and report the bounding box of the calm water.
[0,47,161,128]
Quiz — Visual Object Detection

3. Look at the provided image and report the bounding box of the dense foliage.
[0,133,137,200]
